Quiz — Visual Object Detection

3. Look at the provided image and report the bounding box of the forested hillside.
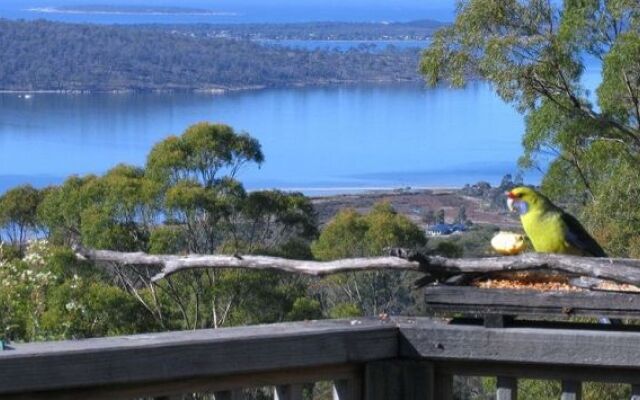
[0,19,421,92]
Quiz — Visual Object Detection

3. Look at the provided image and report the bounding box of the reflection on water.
[0,83,535,193]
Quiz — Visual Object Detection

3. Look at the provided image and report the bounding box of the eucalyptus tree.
[79,164,159,251]
[37,166,157,252]
[422,0,640,255]
[142,123,322,330]
[0,185,42,250]
[38,175,101,246]
[146,122,264,254]
[236,190,318,255]
[29,122,324,331]
[312,202,427,317]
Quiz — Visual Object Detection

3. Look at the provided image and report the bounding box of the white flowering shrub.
[0,241,56,341]
[0,241,154,342]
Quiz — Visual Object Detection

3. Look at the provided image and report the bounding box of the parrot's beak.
[506,191,516,212]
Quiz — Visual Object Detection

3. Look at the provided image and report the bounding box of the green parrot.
[506,186,607,257]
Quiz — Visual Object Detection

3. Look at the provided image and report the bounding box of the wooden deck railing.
[3,317,640,399]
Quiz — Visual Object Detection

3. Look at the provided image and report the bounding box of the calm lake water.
[0,82,538,194]
[0,3,607,195]
[0,1,456,24]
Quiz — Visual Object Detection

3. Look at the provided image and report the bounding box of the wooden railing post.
[630,384,640,400]
[274,384,304,400]
[561,380,581,400]
[433,371,453,400]
[333,378,361,400]
[364,360,434,400]
[214,390,243,400]
[496,377,517,400]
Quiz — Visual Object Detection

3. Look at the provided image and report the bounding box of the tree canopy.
[312,202,427,317]
[422,0,640,256]
[0,185,41,250]
[2,122,323,335]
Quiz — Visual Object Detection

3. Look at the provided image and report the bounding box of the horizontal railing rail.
[0,319,397,399]
[3,317,640,399]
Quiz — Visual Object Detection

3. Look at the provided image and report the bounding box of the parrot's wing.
[561,212,608,257]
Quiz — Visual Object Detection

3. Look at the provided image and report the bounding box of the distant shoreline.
[278,186,461,197]
[0,79,422,96]
[0,174,462,197]
[26,7,238,17]
[0,88,230,95]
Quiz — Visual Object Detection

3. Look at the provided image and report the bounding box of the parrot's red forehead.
[506,191,516,199]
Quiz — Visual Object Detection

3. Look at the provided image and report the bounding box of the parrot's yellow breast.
[520,210,577,255]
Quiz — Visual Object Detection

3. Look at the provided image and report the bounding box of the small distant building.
[426,223,468,237]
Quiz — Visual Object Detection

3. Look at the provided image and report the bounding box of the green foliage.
[364,202,428,255]
[312,202,427,316]
[430,224,499,258]
[271,238,315,260]
[598,31,640,120]
[37,166,156,252]
[45,246,106,280]
[422,0,640,256]
[0,185,41,250]
[0,19,423,92]
[40,279,155,340]
[36,123,317,260]
[37,176,99,246]
[312,209,369,259]
[19,122,321,334]
[328,303,363,319]
[0,241,155,342]
[146,269,313,330]
[430,241,464,258]
[286,298,323,321]
[582,160,640,257]
[312,202,426,261]
[423,5,640,396]
[148,226,187,254]
[215,270,309,326]
[146,122,263,254]
[37,172,140,250]
[146,122,264,188]
[480,378,629,400]
[238,190,318,255]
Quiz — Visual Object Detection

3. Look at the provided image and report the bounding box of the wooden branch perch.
[74,247,422,282]
[74,246,640,286]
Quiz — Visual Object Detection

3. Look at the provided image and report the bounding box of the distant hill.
[0,19,424,92]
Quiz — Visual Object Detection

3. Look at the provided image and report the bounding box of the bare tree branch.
[74,247,640,287]
[75,248,420,282]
